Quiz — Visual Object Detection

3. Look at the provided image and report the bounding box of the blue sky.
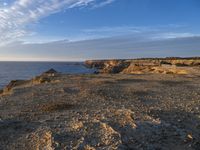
[0,0,200,61]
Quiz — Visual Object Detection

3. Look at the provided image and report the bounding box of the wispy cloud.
[92,0,116,8]
[1,36,200,61]
[83,24,189,34]
[82,25,198,40]
[152,32,198,40]
[0,0,115,45]
[83,26,146,34]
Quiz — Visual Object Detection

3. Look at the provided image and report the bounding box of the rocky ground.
[0,70,200,150]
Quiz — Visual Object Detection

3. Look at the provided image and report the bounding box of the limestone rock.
[85,57,200,74]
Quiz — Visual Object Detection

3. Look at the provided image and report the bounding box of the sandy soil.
[0,72,200,150]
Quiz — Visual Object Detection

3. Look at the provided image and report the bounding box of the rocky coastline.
[0,59,200,149]
[85,57,200,74]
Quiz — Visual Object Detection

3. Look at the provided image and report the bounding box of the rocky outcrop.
[1,80,29,95]
[85,57,200,74]
[1,72,200,149]
[85,60,130,73]
[0,69,59,96]
[42,68,58,76]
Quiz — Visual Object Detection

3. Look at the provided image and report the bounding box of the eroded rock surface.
[0,72,200,149]
[85,57,200,74]
[0,69,59,96]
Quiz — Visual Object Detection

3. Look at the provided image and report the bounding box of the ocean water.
[0,61,94,89]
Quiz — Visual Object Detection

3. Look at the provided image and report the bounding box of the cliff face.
[85,58,200,74]
[85,60,130,73]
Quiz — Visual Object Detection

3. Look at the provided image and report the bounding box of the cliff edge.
[85,57,200,74]
[0,69,200,149]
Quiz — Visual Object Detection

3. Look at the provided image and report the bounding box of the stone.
[85,57,200,74]
[44,68,58,74]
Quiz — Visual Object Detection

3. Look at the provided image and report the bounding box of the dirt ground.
[0,73,200,150]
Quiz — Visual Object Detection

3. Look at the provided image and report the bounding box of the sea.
[0,61,94,89]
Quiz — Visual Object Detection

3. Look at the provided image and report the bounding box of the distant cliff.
[85,57,200,74]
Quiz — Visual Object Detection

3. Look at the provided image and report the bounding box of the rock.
[42,68,58,77]
[70,121,84,130]
[5,80,27,91]
[84,145,96,150]
[0,69,60,96]
[1,80,28,95]
[77,121,121,149]
[85,57,200,74]
[85,60,130,74]
[32,76,52,84]
[26,129,54,150]
[32,69,59,84]
[0,89,3,95]
[44,68,58,74]
[1,70,200,149]
[187,134,193,140]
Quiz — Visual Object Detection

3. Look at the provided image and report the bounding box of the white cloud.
[3,2,7,6]
[152,32,198,40]
[92,0,116,8]
[83,26,145,33]
[82,25,199,41]
[1,36,200,61]
[0,0,115,46]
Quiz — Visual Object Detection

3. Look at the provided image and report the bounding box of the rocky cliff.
[1,70,200,149]
[0,69,59,96]
[85,57,200,74]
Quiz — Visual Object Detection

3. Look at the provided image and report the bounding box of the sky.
[0,0,200,61]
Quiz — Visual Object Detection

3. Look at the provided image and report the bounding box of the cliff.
[85,57,200,74]
[0,69,200,149]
